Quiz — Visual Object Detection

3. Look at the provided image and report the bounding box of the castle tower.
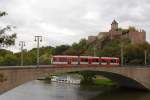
[111,20,118,31]
[109,20,121,40]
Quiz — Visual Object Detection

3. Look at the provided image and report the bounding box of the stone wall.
[109,30,122,39]
[88,36,97,43]
[128,31,146,44]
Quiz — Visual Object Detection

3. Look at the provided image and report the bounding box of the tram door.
[68,58,71,64]
[88,58,92,64]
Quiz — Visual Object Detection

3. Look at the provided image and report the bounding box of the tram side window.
[72,58,78,62]
[53,57,60,62]
[93,59,99,62]
[116,59,119,63]
[59,57,67,62]
[101,59,107,63]
[81,58,88,62]
[53,57,56,62]
[111,59,116,63]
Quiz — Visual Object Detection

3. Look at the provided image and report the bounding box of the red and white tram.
[51,55,120,65]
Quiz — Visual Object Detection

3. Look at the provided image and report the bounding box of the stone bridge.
[0,65,150,94]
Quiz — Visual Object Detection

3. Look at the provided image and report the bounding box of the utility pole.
[35,36,42,67]
[19,41,25,66]
[121,33,124,66]
[93,46,96,57]
[121,46,124,66]
[144,50,147,66]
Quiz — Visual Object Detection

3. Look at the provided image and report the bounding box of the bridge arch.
[0,65,150,94]
[69,70,147,90]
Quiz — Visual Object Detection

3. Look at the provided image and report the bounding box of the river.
[0,80,150,100]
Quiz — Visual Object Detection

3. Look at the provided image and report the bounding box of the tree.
[54,45,70,55]
[40,53,51,65]
[124,43,150,65]
[0,11,7,17]
[16,46,54,65]
[79,71,96,85]
[0,11,16,47]
[3,54,18,66]
[65,38,88,56]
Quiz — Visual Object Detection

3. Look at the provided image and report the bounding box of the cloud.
[0,0,150,52]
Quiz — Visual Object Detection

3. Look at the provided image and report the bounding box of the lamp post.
[34,36,42,67]
[121,45,124,66]
[19,41,25,66]
[120,33,124,66]
[93,46,96,57]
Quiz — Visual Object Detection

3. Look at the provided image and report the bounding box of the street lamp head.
[19,41,26,47]
[35,36,42,42]
[19,41,22,46]
[34,37,37,41]
[40,39,42,42]
[39,36,42,42]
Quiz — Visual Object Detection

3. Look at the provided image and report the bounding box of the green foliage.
[124,43,150,65]
[0,49,16,66]
[0,46,54,66]
[94,79,114,86]
[0,11,7,17]
[21,46,54,65]
[2,54,19,66]
[0,49,12,56]
[97,38,130,57]
[40,53,51,65]
[0,11,16,47]
[64,39,88,55]
[54,45,70,55]
[80,71,96,85]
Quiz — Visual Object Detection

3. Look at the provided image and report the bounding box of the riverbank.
[80,77,118,91]
[94,78,115,86]
[40,75,117,88]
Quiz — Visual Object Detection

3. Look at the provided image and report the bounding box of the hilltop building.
[88,20,146,44]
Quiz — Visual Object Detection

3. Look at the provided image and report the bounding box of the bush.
[3,54,18,66]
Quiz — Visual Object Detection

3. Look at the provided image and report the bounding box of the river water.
[0,80,150,100]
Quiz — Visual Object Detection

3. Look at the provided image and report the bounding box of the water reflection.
[0,80,100,100]
[90,89,150,100]
[0,80,150,100]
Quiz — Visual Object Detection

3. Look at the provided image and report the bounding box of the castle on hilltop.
[88,20,146,44]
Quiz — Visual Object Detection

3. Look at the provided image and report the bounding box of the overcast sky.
[0,0,150,52]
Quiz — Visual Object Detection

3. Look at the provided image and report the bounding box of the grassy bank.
[80,78,118,91]
[94,79,115,86]
[80,76,117,87]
